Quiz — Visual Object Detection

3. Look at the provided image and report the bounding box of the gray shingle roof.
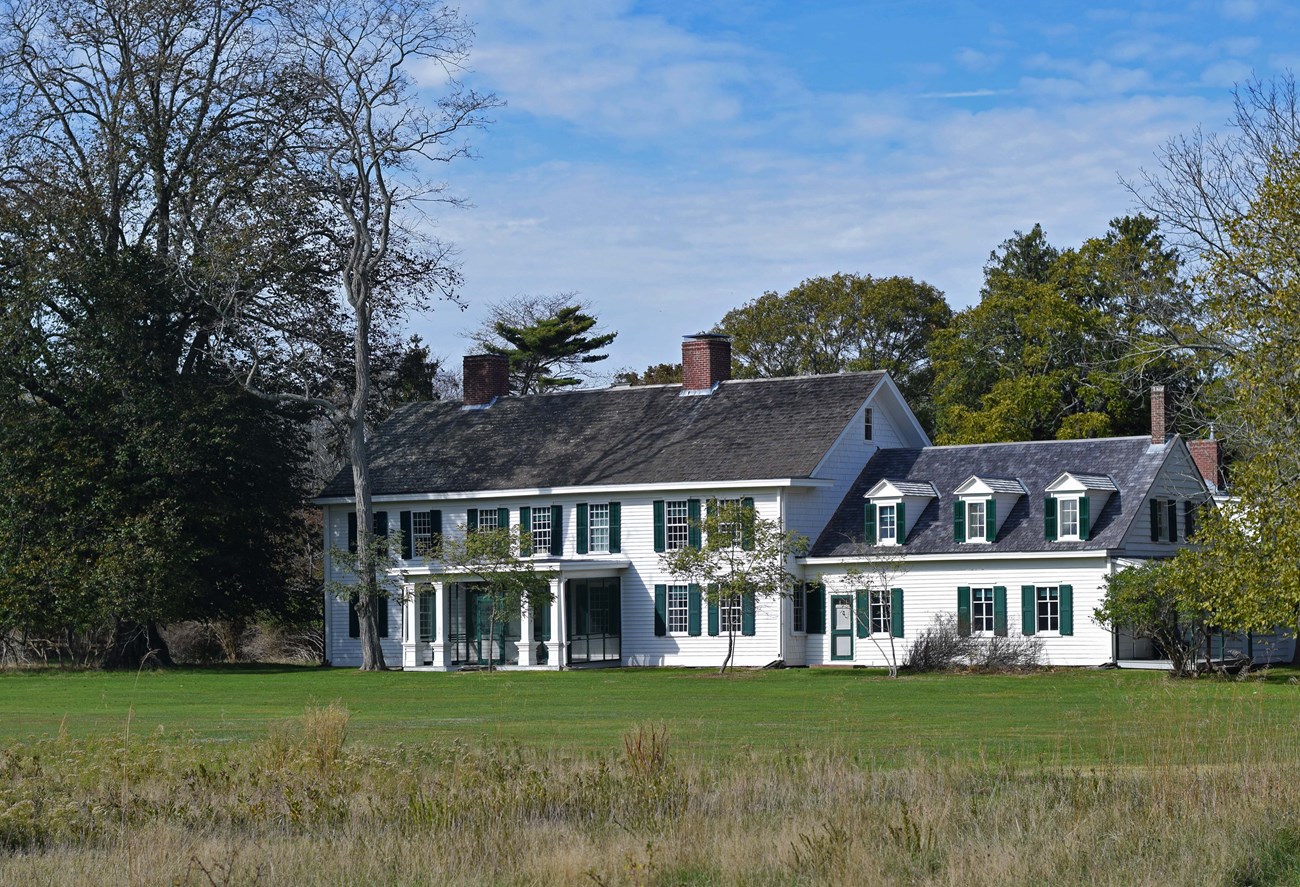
[811,436,1169,557]
[321,372,884,498]
[1063,472,1120,491]
[961,476,1028,495]
[868,481,939,498]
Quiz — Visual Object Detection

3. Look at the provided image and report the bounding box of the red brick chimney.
[1150,385,1171,444]
[1188,436,1224,492]
[682,333,732,393]
[463,354,510,405]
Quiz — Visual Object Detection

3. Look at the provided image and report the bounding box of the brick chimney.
[1150,385,1171,444]
[462,354,510,406]
[682,333,732,393]
[1188,435,1224,492]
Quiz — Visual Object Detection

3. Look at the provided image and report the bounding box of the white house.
[315,340,1292,670]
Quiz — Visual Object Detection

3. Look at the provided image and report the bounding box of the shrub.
[905,614,1043,672]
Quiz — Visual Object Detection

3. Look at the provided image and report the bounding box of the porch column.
[517,598,534,666]
[433,581,452,669]
[401,582,419,668]
[550,576,564,670]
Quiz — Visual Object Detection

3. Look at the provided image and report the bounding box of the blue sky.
[412,0,1298,376]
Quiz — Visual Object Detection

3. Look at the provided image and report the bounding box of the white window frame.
[529,506,552,557]
[665,500,690,551]
[412,511,434,557]
[719,595,742,633]
[667,585,689,633]
[588,503,610,553]
[792,589,805,633]
[712,498,741,548]
[1058,497,1080,539]
[966,500,986,542]
[864,407,874,441]
[877,504,897,544]
[971,587,994,634]
[477,509,499,532]
[1036,586,1060,633]
[870,590,891,635]
[1153,499,1167,541]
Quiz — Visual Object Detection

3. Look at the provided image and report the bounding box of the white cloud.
[1221,0,1259,21]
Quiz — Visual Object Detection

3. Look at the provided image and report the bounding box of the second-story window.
[478,509,499,532]
[412,511,435,556]
[588,503,610,552]
[864,407,874,441]
[1059,497,1080,538]
[666,500,690,550]
[878,505,897,543]
[530,506,551,555]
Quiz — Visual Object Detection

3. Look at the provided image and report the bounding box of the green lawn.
[4,664,1300,765]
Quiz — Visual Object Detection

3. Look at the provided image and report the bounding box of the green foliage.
[613,363,682,386]
[717,273,951,430]
[1096,560,1206,676]
[480,301,617,394]
[930,218,1195,444]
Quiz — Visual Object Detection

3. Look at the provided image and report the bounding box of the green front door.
[468,591,506,665]
[830,595,854,661]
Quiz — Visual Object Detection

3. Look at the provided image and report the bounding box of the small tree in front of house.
[660,499,808,674]
[437,523,555,670]
[836,550,908,678]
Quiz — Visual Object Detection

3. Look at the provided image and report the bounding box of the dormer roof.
[1046,472,1119,493]
[865,480,939,499]
[953,475,1027,497]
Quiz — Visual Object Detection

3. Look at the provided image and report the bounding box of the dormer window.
[1044,472,1113,542]
[1058,497,1080,538]
[966,500,986,541]
[878,504,896,542]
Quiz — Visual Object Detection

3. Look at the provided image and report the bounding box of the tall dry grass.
[3,686,1300,885]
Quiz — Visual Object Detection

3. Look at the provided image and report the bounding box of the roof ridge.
[919,435,1148,451]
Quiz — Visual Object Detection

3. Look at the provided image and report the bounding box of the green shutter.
[957,586,971,637]
[688,585,702,636]
[466,507,478,534]
[864,502,877,544]
[897,501,907,544]
[401,510,413,559]
[654,584,667,636]
[1184,500,1196,539]
[1167,500,1178,543]
[806,583,826,634]
[985,498,997,542]
[708,593,719,636]
[1079,495,1091,541]
[1149,499,1159,542]
[688,499,702,549]
[1059,584,1074,636]
[373,511,388,538]
[855,590,869,637]
[993,586,1008,637]
[1044,497,1057,541]
[890,588,904,638]
[550,505,563,556]
[519,506,532,556]
[430,511,442,553]
[741,594,756,636]
[348,595,359,637]
[533,598,552,642]
[653,501,666,552]
[609,502,622,553]
[576,503,589,554]
[1021,585,1036,635]
[953,500,966,542]
[347,511,358,553]
[497,507,509,531]
[741,497,755,551]
[376,596,389,638]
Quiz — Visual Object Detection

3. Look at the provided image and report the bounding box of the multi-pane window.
[967,501,986,541]
[1036,587,1060,632]
[478,509,499,531]
[1153,500,1167,541]
[412,511,435,556]
[713,498,740,547]
[418,588,435,642]
[971,587,994,633]
[878,505,897,543]
[667,585,690,633]
[720,596,742,633]
[864,407,873,441]
[529,507,551,556]
[870,590,891,635]
[1059,497,1079,538]
[665,500,690,550]
[792,589,805,633]
[588,503,610,553]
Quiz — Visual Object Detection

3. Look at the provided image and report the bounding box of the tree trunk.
[719,628,735,675]
[102,620,174,669]
[349,290,386,671]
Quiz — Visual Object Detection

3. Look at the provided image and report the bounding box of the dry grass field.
[3,665,1300,885]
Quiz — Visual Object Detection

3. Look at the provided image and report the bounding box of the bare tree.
[265,0,498,669]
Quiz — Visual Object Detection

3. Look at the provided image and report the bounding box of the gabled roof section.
[321,372,885,497]
[812,436,1167,557]
[866,480,938,499]
[954,475,1027,496]
[1046,472,1119,492]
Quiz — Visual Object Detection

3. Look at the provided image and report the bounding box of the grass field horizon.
[6,665,1300,885]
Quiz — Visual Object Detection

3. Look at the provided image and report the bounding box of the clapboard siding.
[1122,441,1210,558]
[810,556,1116,667]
